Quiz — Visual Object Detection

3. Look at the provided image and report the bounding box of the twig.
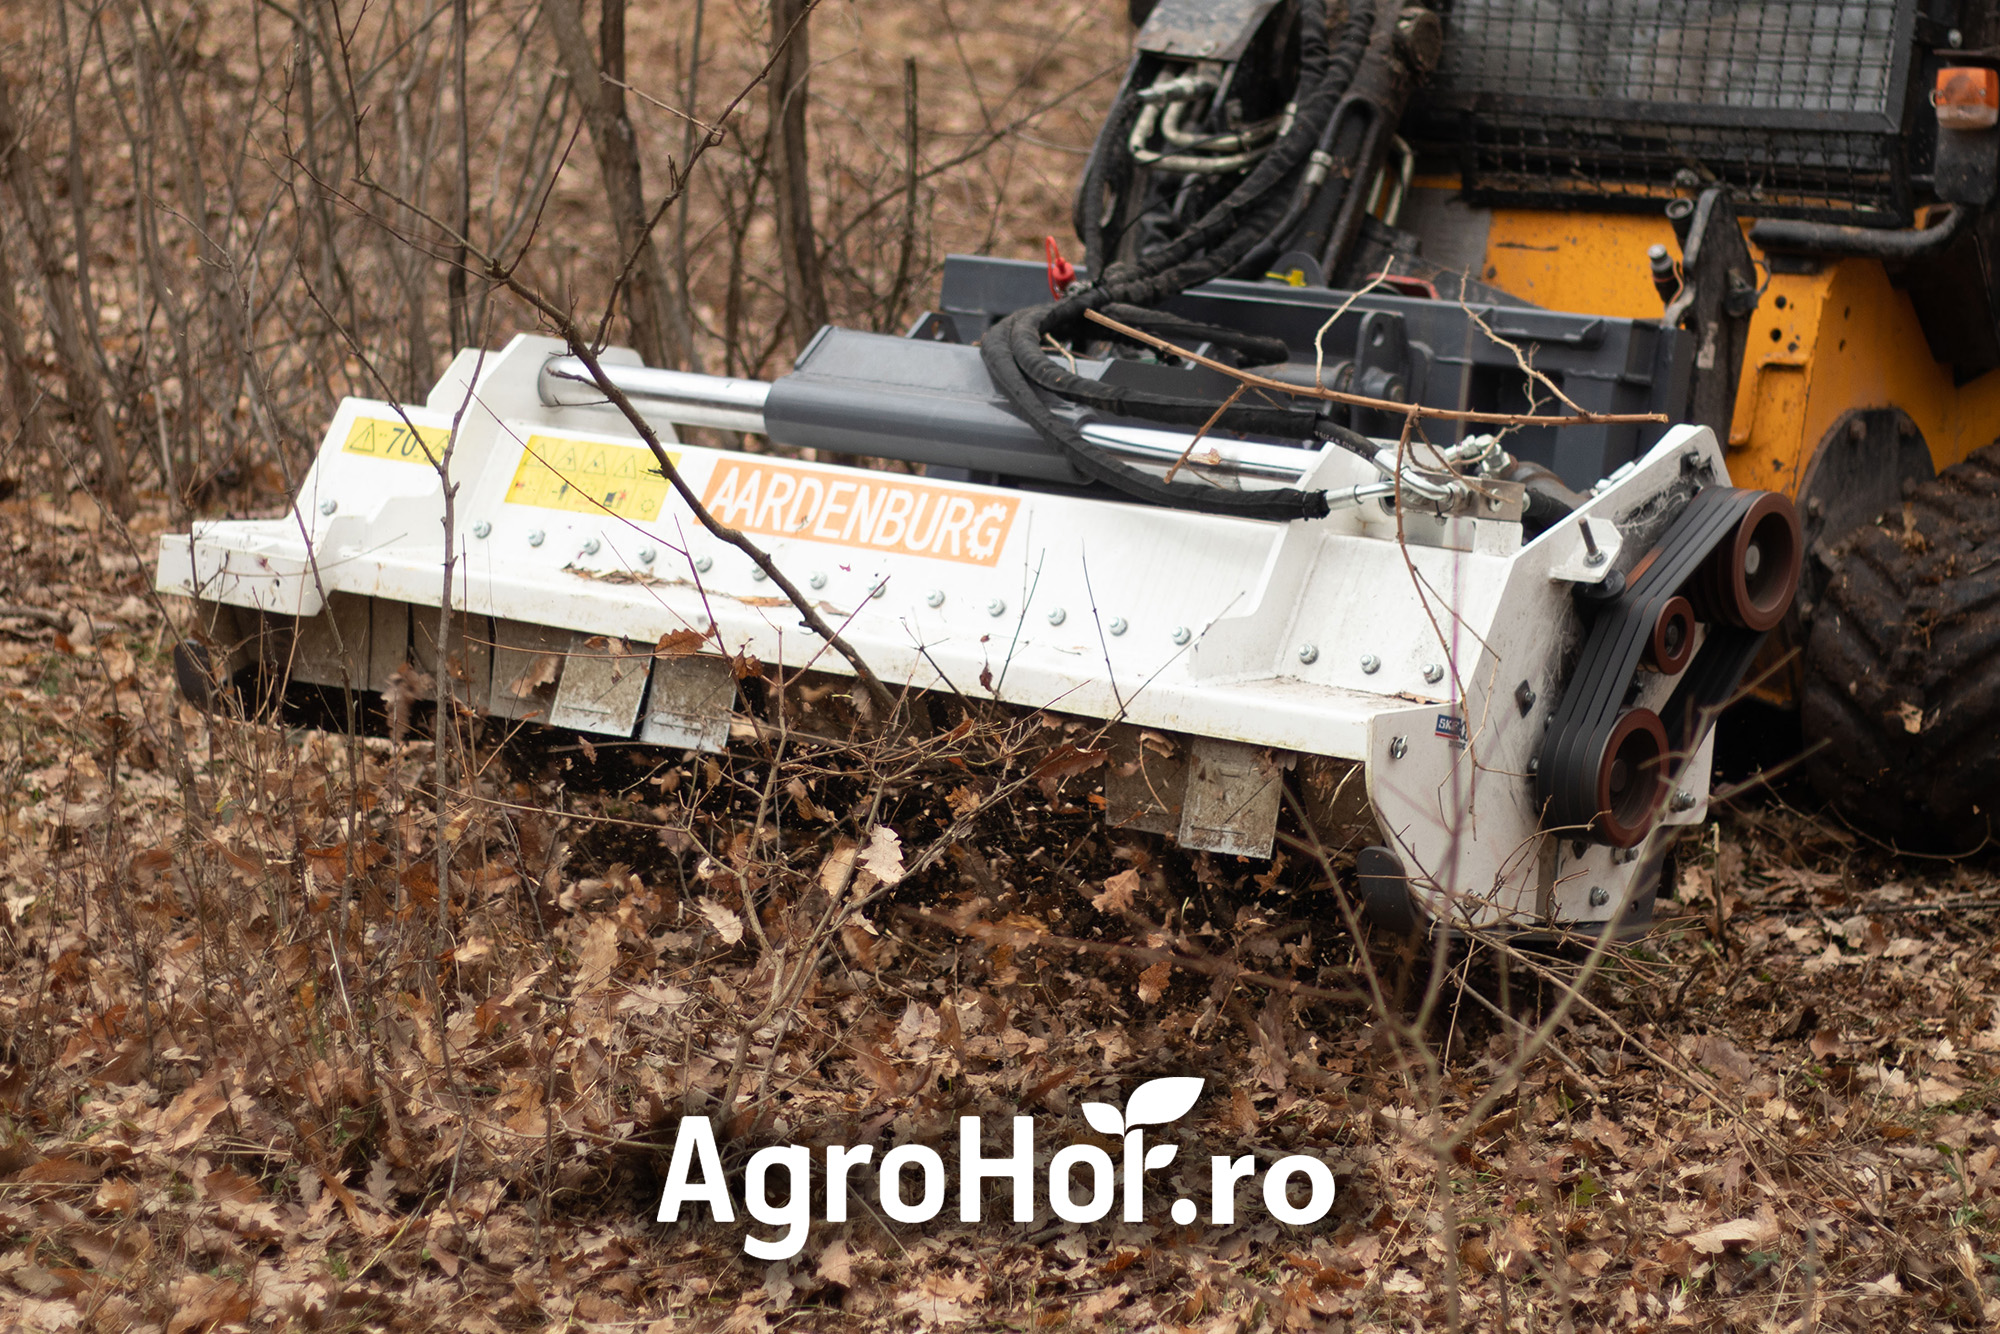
[0,605,66,629]
[1084,308,1668,428]
[1162,383,1244,483]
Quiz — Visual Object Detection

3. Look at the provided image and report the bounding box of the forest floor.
[5,0,2000,1327]
[6,491,2000,1334]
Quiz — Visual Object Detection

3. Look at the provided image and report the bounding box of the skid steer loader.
[161,0,1996,937]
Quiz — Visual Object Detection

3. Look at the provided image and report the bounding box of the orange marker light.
[1935,66,2000,130]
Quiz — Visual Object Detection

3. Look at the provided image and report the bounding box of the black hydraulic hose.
[1108,0,1351,284]
[1748,205,1965,260]
[981,315,1333,520]
[1097,303,1290,365]
[990,0,1386,521]
[1075,80,1145,278]
[1233,0,1378,278]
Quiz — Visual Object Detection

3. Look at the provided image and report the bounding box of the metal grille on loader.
[1415,0,1918,222]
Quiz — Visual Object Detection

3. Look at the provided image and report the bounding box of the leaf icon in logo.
[1081,1102,1125,1137]
[1122,1077,1204,1129]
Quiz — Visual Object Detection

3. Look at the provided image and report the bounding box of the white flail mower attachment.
[157,332,1800,937]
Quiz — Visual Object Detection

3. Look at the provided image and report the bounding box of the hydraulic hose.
[989,0,1383,521]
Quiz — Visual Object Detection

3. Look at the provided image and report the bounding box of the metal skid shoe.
[157,334,1797,938]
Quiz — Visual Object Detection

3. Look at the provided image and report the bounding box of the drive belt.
[1536,486,1799,846]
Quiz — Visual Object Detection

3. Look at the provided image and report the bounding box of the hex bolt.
[750,566,768,582]
[1109,616,1129,636]
[1389,735,1408,760]
[471,520,492,539]
[987,597,1007,617]
[926,589,946,608]
[870,581,888,600]
[1526,756,1539,775]
[1298,643,1319,665]
[319,499,338,516]
[1670,788,1697,812]
[1423,662,1445,684]
[527,528,545,547]
[1516,680,1537,714]
[1588,886,1610,907]
[638,547,656,564]
[1171,625,1192,646]
[1047,606,1067,626]
[1581,522,1606,567]
[1360,654,1381,674]
[809,571,827,590]
[694,555,713,574]
[581,537,601,556]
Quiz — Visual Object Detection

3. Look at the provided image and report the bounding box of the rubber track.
[1802,444,2000,846]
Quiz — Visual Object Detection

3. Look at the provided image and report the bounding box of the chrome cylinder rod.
[539,356,771,434]
[538,354,1316,483]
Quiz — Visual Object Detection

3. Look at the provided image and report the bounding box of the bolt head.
[869,581,887,599]
[581,537,601,555]
[1585,548,1608,567]
[1298,643,1319,665]
[809,571,827,590]
[926,589,945,608]
[527,529,545,547]
[1360,654,1381,674]
[1389,736,1408,760]
[694,555,713,573]
[471,520,492,539]
[987,598,1007,617]
[1047,606,1067,626]
[750,566,768,582]
[1588,886,1610,908]
[1423,662,1445,684]
[638,546,656,564]
[1108,616,1128,636]
[319,499,338,516]
[1670,787,1697,812]
[1171,626,1192,646]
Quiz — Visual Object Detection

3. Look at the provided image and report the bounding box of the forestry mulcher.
[161,0,2000,935]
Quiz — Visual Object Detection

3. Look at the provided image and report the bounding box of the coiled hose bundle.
[981,0,1378,521]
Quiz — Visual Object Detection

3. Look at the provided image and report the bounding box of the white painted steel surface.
[157,333,1721,930]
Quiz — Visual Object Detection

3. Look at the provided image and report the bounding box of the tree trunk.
[0,66,129,514]
[767,0,827,351]
[545,0,687,368]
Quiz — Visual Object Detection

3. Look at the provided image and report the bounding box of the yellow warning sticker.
[340,416,452,466]
[503,435,680,522]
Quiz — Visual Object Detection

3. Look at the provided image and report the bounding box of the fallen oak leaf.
[655,627,707,658]
[1092,869,1139,914]
[860,826,904,886]
[696,897,745,946]
[1685,1216,1779,1254]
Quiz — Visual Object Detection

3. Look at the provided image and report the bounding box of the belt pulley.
[1537,487,1801,846]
